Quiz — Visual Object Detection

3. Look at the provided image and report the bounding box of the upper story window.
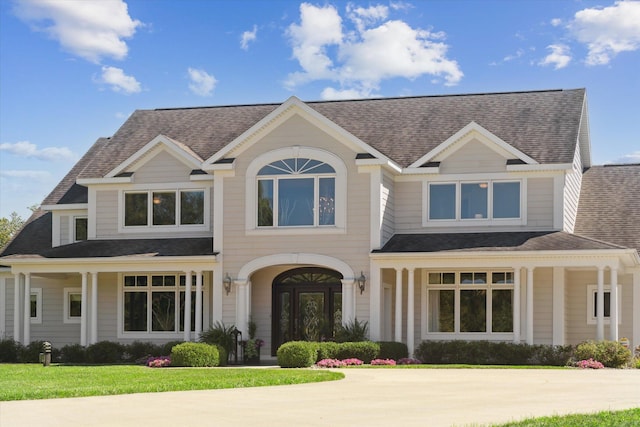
[124,189,204,227]
[257,158,335,227]
[74,217,88,241]
[427,180,521,224]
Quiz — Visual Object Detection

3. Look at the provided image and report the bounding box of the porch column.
[369,263,382,341]
[552,267,565,346]
[13,273,22,343]
[526,267,534,345]
[235,280,249,337]
[407,268,415,357]
[340,279,355,325]
[23,273,31,345]
[81,272,88,346]
[395,268,403,342]
[212,269,223,324]
[633,270,640,352]
[610,268,618,342]
[195,271,203,339]
[596,266,605,341]
[90,272,98,345]
[184,271,192,342]
[512,268,521,343]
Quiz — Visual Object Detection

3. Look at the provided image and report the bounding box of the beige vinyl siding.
[566,270,633,345]
[60,215,70,245]
[96,273,118,343]
[134,150,193,184]
[533,268,553,345]
[527,177,554,228]
[381,170,395,246]
[439,140,507,174]
[563,142,583,233]
[96,190,118,237]
[395,181,422,233]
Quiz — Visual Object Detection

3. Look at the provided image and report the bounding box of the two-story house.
[2,89,639,357]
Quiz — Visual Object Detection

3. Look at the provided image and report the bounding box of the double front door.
[272,267,342,353]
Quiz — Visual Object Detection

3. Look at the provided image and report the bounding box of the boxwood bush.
[60,344,87,364]
[316,341,341,361]
[377,341,408,361]
[170,342,221,367]
[86,341,126,364]
[277,341,318,368]
[574,340,631,368]
[0,339,21,363]
[334,341,380,363]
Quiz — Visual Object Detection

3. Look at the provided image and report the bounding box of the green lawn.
[493,408,640,426]
[0,364,343,401]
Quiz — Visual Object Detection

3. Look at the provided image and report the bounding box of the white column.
[552,267,565,346]
[235,280,249,337]
[0,278,6,338]
[526,267,534,345]
[395,268,403,342]
[512,268,521,343]
[81,272,88,346]
[184,271,192,342]
[407,268,415,357]
[23,273,31,345]
[369,263,382,341]
[213,269,223,324]
[90,272,98,344]
[596,266,605,341]
[610,268,618,342]
[341,280,354,325]
[13,273,21,343]
[632,271,640,352]
[195,271,203,339]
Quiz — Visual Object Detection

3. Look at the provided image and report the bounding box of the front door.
[272,267,343,353]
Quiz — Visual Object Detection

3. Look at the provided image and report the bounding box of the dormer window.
[257,158,335,227]
[123,189,205,228]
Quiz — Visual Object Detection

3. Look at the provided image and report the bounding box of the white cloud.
[285,3,462,94]
[241,25,258,50]
[14,0,141,63]
[503,48,524,62]
[539,44,572,69]
[550,18,562,27]
[99,66,141,94]
[0,141,75,162]
[0,170,51,181]
[569,0,640,65]
[321,86,375,100]
[610,151,640,164]
[187,68,217,96]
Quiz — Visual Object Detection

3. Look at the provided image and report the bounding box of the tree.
[0,212,24,250]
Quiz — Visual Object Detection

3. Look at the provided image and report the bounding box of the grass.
[492,408,640,426]
[0,364,343,401]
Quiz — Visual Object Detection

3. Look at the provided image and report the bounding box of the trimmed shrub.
[161,341,184,357]
[277,341,317,368]
[125,341,163,363]
[316,341,341,361]
[0,339,22,363]
[215,345,228,367]
[20,340,48,363]
[60,344,86,364]
[86,341,125,364]
[335,318,369,343]
[378,341,408,361]
[170,342,220,367]
[334,341,380,363]
[574,340,632,368]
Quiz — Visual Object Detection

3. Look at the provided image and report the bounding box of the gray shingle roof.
[374,231,624,253]
[42,89,585,206]
[574,164,640,252]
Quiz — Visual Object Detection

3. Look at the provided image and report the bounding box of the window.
[257,158,336,227]
[121,274,203,335]
[63,288,82,324]
[586,285,621,325]
[124,189,205,228]
[30,288,42,324]
[425,271,513,335]
[427,181,521,222]
[74,217,88,241]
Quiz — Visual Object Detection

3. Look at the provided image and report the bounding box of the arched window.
[257,158,336,227]
[246,147,347,233]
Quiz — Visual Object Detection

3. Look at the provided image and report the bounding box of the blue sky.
[1,0,639,219]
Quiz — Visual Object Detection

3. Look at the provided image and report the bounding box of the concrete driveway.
[2,368,639,427]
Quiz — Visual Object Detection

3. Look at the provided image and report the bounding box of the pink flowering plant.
[576,358,605,369]
[316,358,364,368]
[342,358,364,366]
[370,358,396,366]
[147,356,171,368]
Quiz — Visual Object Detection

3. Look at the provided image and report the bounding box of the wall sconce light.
[224,273,233,295]
[357,271,366,294]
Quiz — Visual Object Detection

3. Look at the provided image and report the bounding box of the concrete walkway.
[1,368,639,427]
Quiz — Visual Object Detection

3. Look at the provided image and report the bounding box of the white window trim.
[73,216,88,242]
[422,177,526,227]
[30,288,42,324]
[63,287,82,324]
[245,147,347,235]
[118,183,210,233]
[421,270,515,341]
[586,285,622,325]
[116,273,209,339]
